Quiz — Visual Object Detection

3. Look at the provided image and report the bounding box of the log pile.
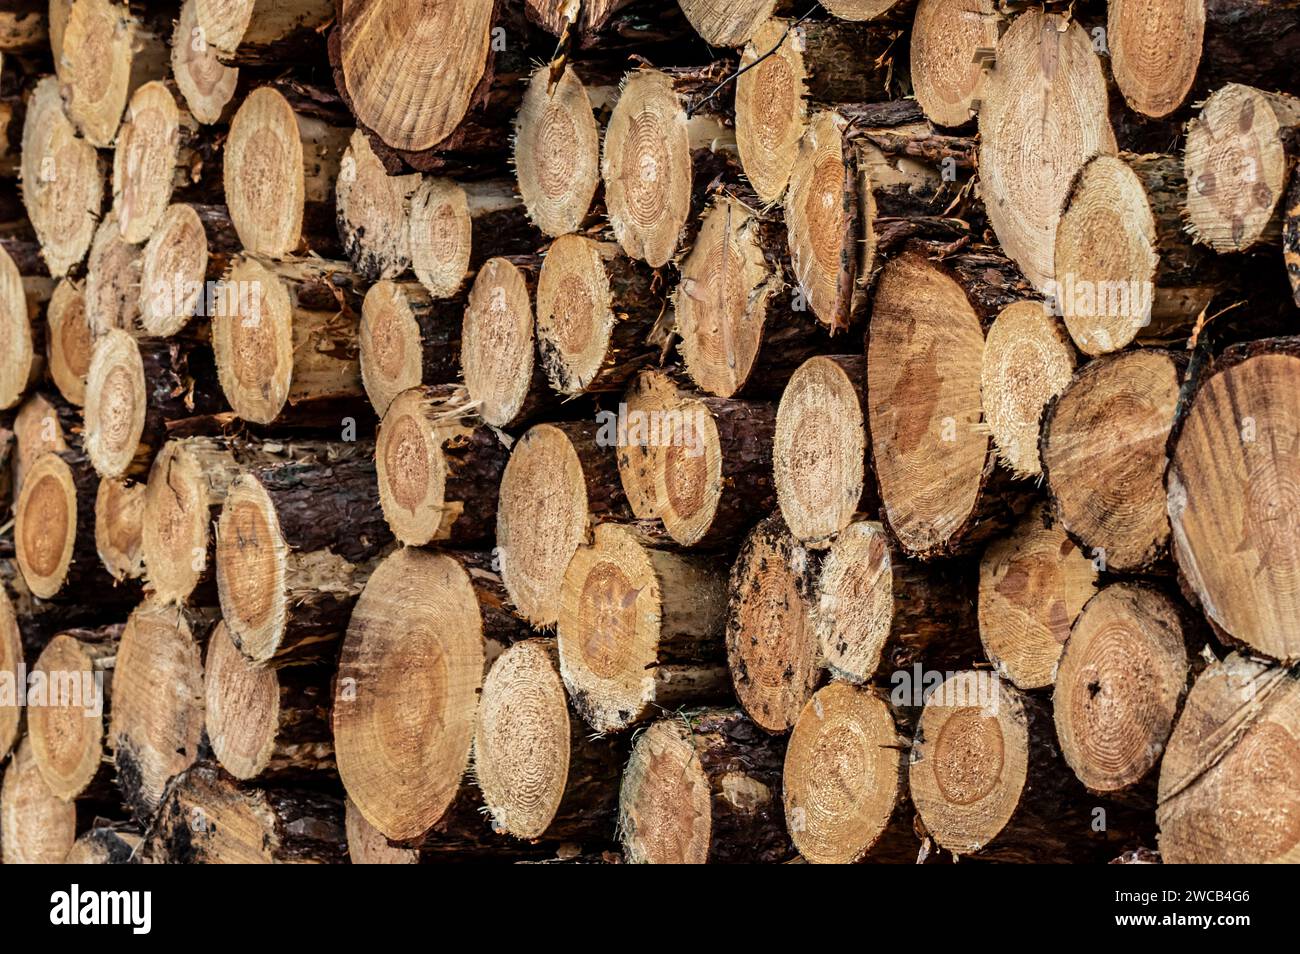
[0,0,1298,867]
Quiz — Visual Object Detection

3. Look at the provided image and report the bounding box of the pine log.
[46,278,91,406]
[677,0,779,45]
[614,367,688,521]
[171,0,239,125]
[336,128,421,281]
[213,443,392,666]
[112,81,205,244]
[0,239,43,409]
[10,391,76,492]
[820,0,913,19]
[358,280,461,416]
[66,821,142,863]
[977,503,1099,691]
[194,0,333,65]
[138,203,236,337]
[618,707,794,864]
[1040,348,1183,574]
[84,212,142,338]
[94,476,146,585]
[0,587,21,761]
[1,738,77,864]
[375,385,507,547]
[460,254,546,428]
[909,0,999,128]
[474,638,623,841]
[783,682,919,864]
[497,421,631,627]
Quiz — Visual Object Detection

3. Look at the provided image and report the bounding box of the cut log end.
[910,0,998,128]
[618,719,715,864]
[85,212,144,338]
[211,256,293,424]
[139,203,210,338]
[654,396,723,547]
[29,632,111,800]
[141,439,215,604]
[95,476,146,583]
[15,452,80,600]
[113,82,186,245]
[677,0,777,46]
[62,0,166,149]
[735,18,807,204]
[214,474,289,665]
[46,279,92,406]
[337,129,419,280]
[408,177,471,299]
[616,369,681,520]
[1107,0,1205,119]
[0,242,35,409]
[346,797,418,864]
[223,86,310,258]
[814,520,896,684]
[173,0,240,125]
[0,590,19,761]
[787,111,856,330]
[204,621,284,780]
[1,738,77,865]
[461,256,538,428]
[514,65,602,239]
[360,280,434,416]
[84,329,148,480]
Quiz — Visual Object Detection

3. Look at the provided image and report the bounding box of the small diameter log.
[358,280,461,416]
[816,519,979,685]
[460,255,545,428]
[171,0,239,126]
[60,0,168,148]
[10,392,75,494]
[775,355,870,547]
[94,476,146,584]
[978,504,1099,691]
[376,385,507,546]
[214,446,392,666]
[28,626,119,800]
[334,547,526,844]
[1,738,77,865]
[1053,583,1193,795]
[535,235,661,396]
[346,796,417,863]
[1166,337,1300,662]
[867,247,1037,560]
[19,76,103,278]
[1156,653,1300,863]
[0,239,41,409]
[978,10,1116,290]
[909,671,1135,862]
[1185,84,1300,253]
[618,707,793,864]
[677,0,777,46]
[497,421,630,627]
[337,129,421,280]
[66,823,142,863]
[909,0,999,128]
[84,212,142,338]
[474,638,623,841]
[0,588,21,761]
[1040,348,1182,574]
[514,64,607,239]
[210,254,364,425]
[726,513,821,734]
[557,523,729,733]
[408,177,539,300]
[224,84,350,257]
[194,0,333,65]
[654,394,777,548]
[602,65,736,269]
[140,762,346,864]
[205,620,334,781]
[108,600,210,822]
[616,368,686,520]
[138,203,234,338]
[112,81,200,244]
[46,279,92,406]
[980,301,1076,478]
[784,682,918,864]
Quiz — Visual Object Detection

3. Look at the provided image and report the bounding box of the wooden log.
[1166,336,1300,663]
[1156,652,1300,863]
[474,638,623,841]
[112,81,203,244]
[194,0,333,65]
[867,246,1037,560]
[46,279,91,406]
[978,503,1099,691]
[333,547,526,844]
[816,519,979,685]
[535,235,661,396]
[10,391,75,493]
[557,523,729,733]
[346,796,417,863]
[375,385,507,547]
[676,0,778,45]
[1,738,77,864]
[615,368,688,521]
[138,203,234,338]
[524,0,635,37]
[204,620,333,781]
[1185,84,1300,253]
[336,129,421,281]
[210,254,364,425]
[618,707,794,864]
[94,476,146,585]
[820,0,913,20]
[460,254,546,428]
[214,442,392,666]
[1040,348,1183,574]
[497,421,630,627]
[977,10,1116,290]
[84,212,142,338]
[0,239,42,409]
[0,587,21,762]
[171,0,239,126]
[223,83,350,258]
[783,682,919,864]
[66,822,141,863]
[140,762,346,864]
[108,600,212,822]
[909,0,999,128]
[726,512,821,733]
[358,280,461,417]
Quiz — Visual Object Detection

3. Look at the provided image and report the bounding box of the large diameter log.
[204,620,334,781]
[375,385,507,547]
[46,279,91,406]
[140,762,346,864]
[816,519,979,685]
[334,547,525,844]
[618,707,794,864]
[112,81,200,244]
[214,447,392,666]
[1166,337,1300,663]
[224,84,350,258]
[978,10,1116,290]
[1,738,76,864]
[460,255,545,428]
[1040,349,1182,574]
[194,0,333,64]
[172,0,239,126]
[1053,583,1193,795]
[0,240,41,409]
[497,421,630,627]
[94,476,146,584]
[19,77,103,277]
[909,0,999,128]
[0,588,21,761]
[337,129,421,281]
[108,600,211,822]
[474,638,623,841]
[1156,653,1300,863]
[867,247,1036,559]
[784,682,918,864]
[66,822,141,864]
[1185,84,1300,253]
[726,513,821,733]
[358,280,461,416]
[978,504,1099,691]
[557,523,729,733]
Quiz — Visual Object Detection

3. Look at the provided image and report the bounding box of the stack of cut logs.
[0,0,1298,865]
